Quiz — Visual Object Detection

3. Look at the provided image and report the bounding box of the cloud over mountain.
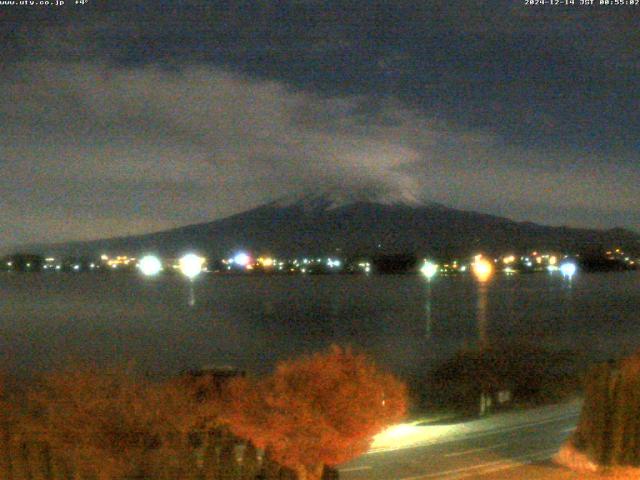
[1,3,638,248]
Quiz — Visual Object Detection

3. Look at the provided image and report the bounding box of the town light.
[560,262,577,279]
[260,257,274,267]
[233,252,251,267]
[327,258,341,268]
[420,261,438,280]
[503,255,515,264]
[138,255,163,276]
[179,254,205,279]
[472,255,493,282]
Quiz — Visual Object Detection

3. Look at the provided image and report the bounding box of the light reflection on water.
[424,282,432,340]
[476,282,489,349]
[0,271,639,379]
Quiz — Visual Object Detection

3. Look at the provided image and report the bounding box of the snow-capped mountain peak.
[271,187,429,211]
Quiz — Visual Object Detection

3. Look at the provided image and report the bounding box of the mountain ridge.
[19,192,640,259]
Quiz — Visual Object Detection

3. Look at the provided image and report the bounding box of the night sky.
[1,1,639,248]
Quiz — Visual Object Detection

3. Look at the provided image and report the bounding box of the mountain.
[35,191,640,259]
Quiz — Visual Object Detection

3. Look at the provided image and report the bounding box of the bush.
[0,352,363,479]
[222,345,407,480]
[24,364,207,479]
[422,343,579,414]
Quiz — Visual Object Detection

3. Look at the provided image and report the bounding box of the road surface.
[340,399,582,480]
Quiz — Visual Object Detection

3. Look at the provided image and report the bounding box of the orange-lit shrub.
[25,364,210,480]
[222,345,408,480]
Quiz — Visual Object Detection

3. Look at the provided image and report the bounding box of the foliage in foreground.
[17,365,208,479]
[222,345,408,480]
[570,350,640,468]
[0,346,407,480]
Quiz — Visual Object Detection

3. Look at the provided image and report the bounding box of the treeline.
[0,346,407,480]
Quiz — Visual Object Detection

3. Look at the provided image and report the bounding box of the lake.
[1,271,639,380]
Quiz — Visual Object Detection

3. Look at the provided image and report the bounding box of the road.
[339,399,582,480]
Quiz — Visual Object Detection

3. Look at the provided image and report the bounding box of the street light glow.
[420,261,438,280]
[233,252,251,267]
[327,258,341,268]
[179,253,205,279]
[260,256,274,267]
[560,262,577,279]
[472,256,494,282]
[138,255,163,276]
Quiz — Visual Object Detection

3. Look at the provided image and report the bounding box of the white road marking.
[443,442,510,458]
[561,426,576,433]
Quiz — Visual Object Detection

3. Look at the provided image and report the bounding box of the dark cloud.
[1,1,638,248]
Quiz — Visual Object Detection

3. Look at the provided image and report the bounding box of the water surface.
[1,271,639,379]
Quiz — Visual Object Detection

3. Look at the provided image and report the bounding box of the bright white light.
[560,262,577,278]
[233,252,251,267]
[73,265,80,271]
[138,255,163,277]
[327,258,342,268]
[420,261,438,280]
[179,254,205,279]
